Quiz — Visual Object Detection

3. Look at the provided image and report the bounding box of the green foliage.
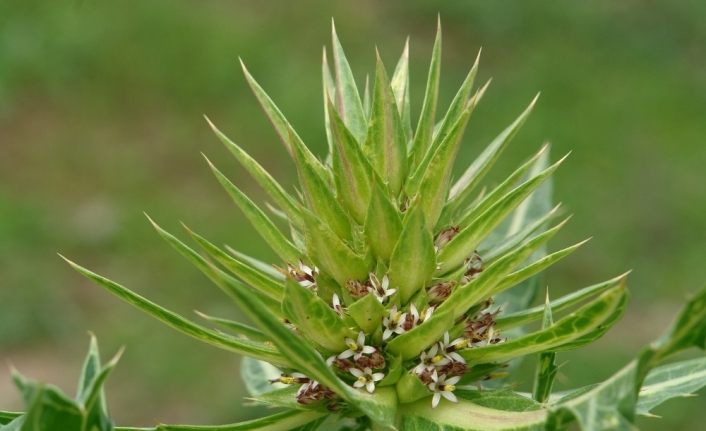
[3,19,704,431]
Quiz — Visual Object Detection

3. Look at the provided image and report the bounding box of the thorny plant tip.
[3,20,706,431]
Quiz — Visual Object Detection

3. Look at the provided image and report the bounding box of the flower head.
[350,367,385,393]
[382,306,407,341]
[368,273,396,303]
[339,331,376,360]
[429,371,461,408]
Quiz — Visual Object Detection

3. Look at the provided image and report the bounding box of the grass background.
[1,0,705,429]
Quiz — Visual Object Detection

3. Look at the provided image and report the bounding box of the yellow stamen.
[443,384,456,392]
[347,342,359,350]
[280,376,295,384]
[431,355,444,364]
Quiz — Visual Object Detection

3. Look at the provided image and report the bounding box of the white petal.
[432,392,441,408]
[383,329,393,340]
[441,391,458,403]
[357,331,366,345]
[349,368,364,377]
[431,370,439,382]
[326,355,336,365]
[338,350,354,359]
[429,344,438,356]
[410,304,419,319]
[446,376,461,385]
[449,352,465,363]
[354,380,365,388]
[362,346,376,354]
[443,332,450,345]
[372,373,385,381]
[381,275,389,290]
[366,381,375,393]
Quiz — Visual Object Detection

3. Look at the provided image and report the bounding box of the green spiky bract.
[5,21,706,431]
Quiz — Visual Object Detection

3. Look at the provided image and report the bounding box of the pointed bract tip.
[575,237,593,247]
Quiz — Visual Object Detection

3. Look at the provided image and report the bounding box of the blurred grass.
[0,0,704,429]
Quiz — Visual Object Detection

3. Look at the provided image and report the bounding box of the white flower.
[413,344,450,374]
[338,331,376,360]
[382,306,407,341]
[368,273,396,303]
[408,304,435,327]
[428,371,460,408]
[350,367,385,393]
[438,332,468,363]
[331,293,343,315]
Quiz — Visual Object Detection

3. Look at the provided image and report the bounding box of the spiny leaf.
[287,126,353,242]
[331,20,367,144]
[448,94,540,208]
[348,293,387,334]
[194,311,269,342]
[322,47,336,160]
[409,19,442,167]
[61,255,288,368]
[204,156,301,263]
[204,117,303,226]
[364,179,403,262]
[391,38,412,142]
[437,152,568,275]
[366,51,408,196]
[327,96,373,223]
[437,218,569,321]
[282,279,354,352]
[496,273,630,330]
[457,143,550,229]
[461,284,627,364]
[532,292,558,403]
[184,224,285,302]
[240,59,330,181]
[636,357,706,417]
[300,209,371,287]
[387,204,436,304]
[492,237,590,296]
[427,49,481,162]
[225,246,285,280]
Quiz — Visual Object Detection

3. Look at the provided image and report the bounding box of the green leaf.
[194,311,269,342]
[432,50,480,150]
[61,254,287,368]
[456,144,550,229]
[436,152,567,275]
[240,60,330,181]
[322,48,336,161]
[386,307,454,360]
[409,19,442,167]
[396,372,430,404]
[398,397,548,431]
[387,204,436,304]
[225,247,285,280]
[411,91,482,230]
[13,373,84,431]
[204,156,301,263]
[300,209,371,287]
[347,293,386,334]
[496,273,630,331]
[364,179,403,262]
[492,238,590,296]
[326,96,374,223]
[283,279,354,352]
[205,117,303,226]
[366,51,408,195]
[378,355,403,387]
[636,357,706,417]
[390,38,412,142]
[330,21,367,144]
[0,412,22,426]
[461,283,627,364]
[532,292,558,403]
[437,218,569,321]
[184,225,284,302]
[117,409,328,431]
[287,127,352,242]
[448,94,539,208]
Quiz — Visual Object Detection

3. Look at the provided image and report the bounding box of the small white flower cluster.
[414,332,469,408]
[381,304,435,341]
[327,332,386,394]
[284,261,318,288]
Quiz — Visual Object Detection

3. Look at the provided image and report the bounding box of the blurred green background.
[1,0,705,429]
